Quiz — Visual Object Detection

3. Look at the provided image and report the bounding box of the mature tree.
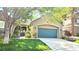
[1,8,21,44]
[0,7,37,44]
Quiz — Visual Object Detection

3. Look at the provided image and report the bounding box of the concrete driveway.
[39,38,79,51]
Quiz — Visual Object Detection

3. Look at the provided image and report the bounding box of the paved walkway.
[39,38,79,51]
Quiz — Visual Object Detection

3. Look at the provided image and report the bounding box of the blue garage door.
[38,28,58,38]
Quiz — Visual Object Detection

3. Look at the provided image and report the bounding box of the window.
[0,21,5,28]
[76,19,79,23]
[74,8,79,13]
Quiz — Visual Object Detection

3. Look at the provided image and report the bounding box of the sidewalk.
[69,36,79,39]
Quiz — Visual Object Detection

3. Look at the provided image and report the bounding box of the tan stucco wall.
[31,17,49,26]
[31,15,61,38]
[31,15,59,27]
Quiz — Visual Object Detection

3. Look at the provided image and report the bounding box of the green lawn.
[0,39,51,51]
[74,39,79,44]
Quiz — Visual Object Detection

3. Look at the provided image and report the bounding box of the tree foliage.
[0,7,37,43]
[37,7,73,24]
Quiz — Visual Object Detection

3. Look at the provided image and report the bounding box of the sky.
[32,10,41,20]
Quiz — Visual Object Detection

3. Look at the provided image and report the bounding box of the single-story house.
[0,14,62,39]
[30,15,62,38]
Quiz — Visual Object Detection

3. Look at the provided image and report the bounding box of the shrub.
[0,35,3,43]
[76,34,79,37]
[64,30,72,36]
[25,32,31,38]
[62,37,67,40]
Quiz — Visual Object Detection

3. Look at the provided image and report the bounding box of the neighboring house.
[0,21,5,37]
[30,15,62,38]
[63,8,79,36]
[0,10,5,37]
[62,14,72,36]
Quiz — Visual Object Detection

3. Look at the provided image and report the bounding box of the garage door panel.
[38,28,57,38]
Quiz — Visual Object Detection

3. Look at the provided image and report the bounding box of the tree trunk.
[3,21,10,44]
[10,24,16,37]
